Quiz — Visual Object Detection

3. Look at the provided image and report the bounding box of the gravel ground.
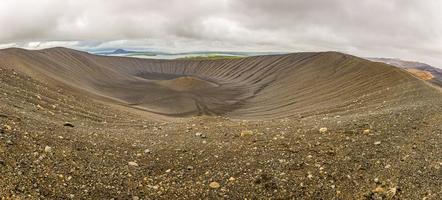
[1,67,442,199]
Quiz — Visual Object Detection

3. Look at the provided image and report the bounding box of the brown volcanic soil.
[0,48,441,199]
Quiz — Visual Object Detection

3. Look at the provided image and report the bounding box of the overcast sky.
[0,0,441,67]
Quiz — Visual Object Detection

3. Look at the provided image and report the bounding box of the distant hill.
[368,58,442,87]
[98,49,138,55]
[93,49,286,59]
[112,49,135,54]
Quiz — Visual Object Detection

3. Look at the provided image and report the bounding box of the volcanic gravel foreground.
[0,47,441,199]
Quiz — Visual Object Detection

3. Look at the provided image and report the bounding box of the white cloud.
[0,0,441,67]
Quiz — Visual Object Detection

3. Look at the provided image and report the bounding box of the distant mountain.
[93,48,286,59]
[368,58,442,87]
[97,49,137,55]
[112,49,135,54]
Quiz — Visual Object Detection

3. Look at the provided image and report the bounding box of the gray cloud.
[0,0,441,67]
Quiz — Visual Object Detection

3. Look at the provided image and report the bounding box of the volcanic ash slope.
[0,47,438,120]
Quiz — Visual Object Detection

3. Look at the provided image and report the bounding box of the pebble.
[228,177,236,181]
[319,127,328,133]
[240,130,254,137]
[128,161,139,167]
[6,140,13,145]
[209,181,220,189]
[187,166,194,170]
[363,129,370,134]
[3,125,12,131]
[374,141,381,145]
[195,132,206,138]
[373,186,384,193]
[374,178,380,183]
[132,196,139,200]
[44,146,52,153]
[144,149,151,154]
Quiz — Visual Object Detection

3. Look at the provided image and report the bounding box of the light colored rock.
[240,130,254,137]
[44,146,52,153]
[3,124,12,131]
[374,178,380,183]
[387,187,397,198]
[363,129,370,134]
[319,127,328,133]
[228,177,236,181]
[372,186,384,193]
[128,161,139,167]
[209,181,220,189]
[374,141,381,145]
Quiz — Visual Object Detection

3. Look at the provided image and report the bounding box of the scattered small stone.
[187,166,194,170]
[385,164,391,169]
[44,146,52,153]
[132,196,139,200]
[128,161,139,167]
[228,177,236,181]
[165,169,171,173]
[209,181,220,189]
[6,140,13,145]
[374,141,381,145]
[195,132,204,137]
[363,129,370,134]
[240,130,254,137]
[63,122,75,127]
[319,127,328,133]
[3,124,12,131]
[387,187,397,198]
[152,185,159,190]
[374,178,380,183]
[144,149,151,154]
[372,186,385,193]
